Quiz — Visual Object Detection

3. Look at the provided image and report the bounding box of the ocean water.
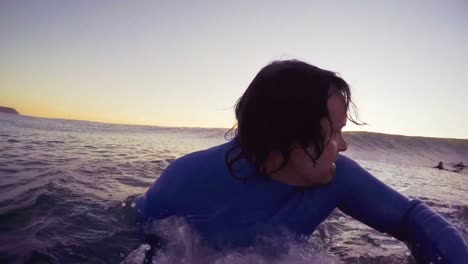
[0,113,467,264]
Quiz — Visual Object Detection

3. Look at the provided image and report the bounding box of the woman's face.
[271,94,348,186]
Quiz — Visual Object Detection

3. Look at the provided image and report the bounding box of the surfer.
[452,162,465,173]
[434,161,445,170]
[135,60,468,263]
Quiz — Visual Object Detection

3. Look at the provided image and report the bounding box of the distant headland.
[0,106,20,115]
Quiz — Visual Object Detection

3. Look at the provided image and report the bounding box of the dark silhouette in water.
[452,162,465,173]
[434,161,444,170]
[433,161,465,173]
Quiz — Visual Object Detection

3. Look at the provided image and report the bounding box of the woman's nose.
[338,136,348,152]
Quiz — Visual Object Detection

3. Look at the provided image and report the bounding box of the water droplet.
[138,209,141,213]
[438,256,442,261]
[120,252,124,258]
[131,202,136,208]
[121,202,126,207]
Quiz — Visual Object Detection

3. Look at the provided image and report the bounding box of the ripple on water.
[0,168,21,174]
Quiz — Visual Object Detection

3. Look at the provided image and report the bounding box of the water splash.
[122,218,343,264]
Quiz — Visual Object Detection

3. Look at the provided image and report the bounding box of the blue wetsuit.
[135,140,468,263]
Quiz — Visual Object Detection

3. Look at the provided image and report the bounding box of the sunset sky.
[1,1,467,139]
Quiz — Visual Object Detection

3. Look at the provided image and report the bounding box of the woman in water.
[135,60,468,263]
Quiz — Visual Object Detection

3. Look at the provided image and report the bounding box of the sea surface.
[1,113,467,264]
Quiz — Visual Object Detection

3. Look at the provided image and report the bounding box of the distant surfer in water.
[452,162,465,173]
[433,161,466,172]
[434,161,445,170]
[135,60,468,263]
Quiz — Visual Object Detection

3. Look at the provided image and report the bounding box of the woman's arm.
[335,155,468,263]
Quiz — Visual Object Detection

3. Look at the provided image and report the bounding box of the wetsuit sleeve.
[134,162,180,224]
[336,156,468,263]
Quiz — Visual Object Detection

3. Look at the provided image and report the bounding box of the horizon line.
[1,111,467,141]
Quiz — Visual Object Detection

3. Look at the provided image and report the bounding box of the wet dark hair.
[225,59,362,180]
